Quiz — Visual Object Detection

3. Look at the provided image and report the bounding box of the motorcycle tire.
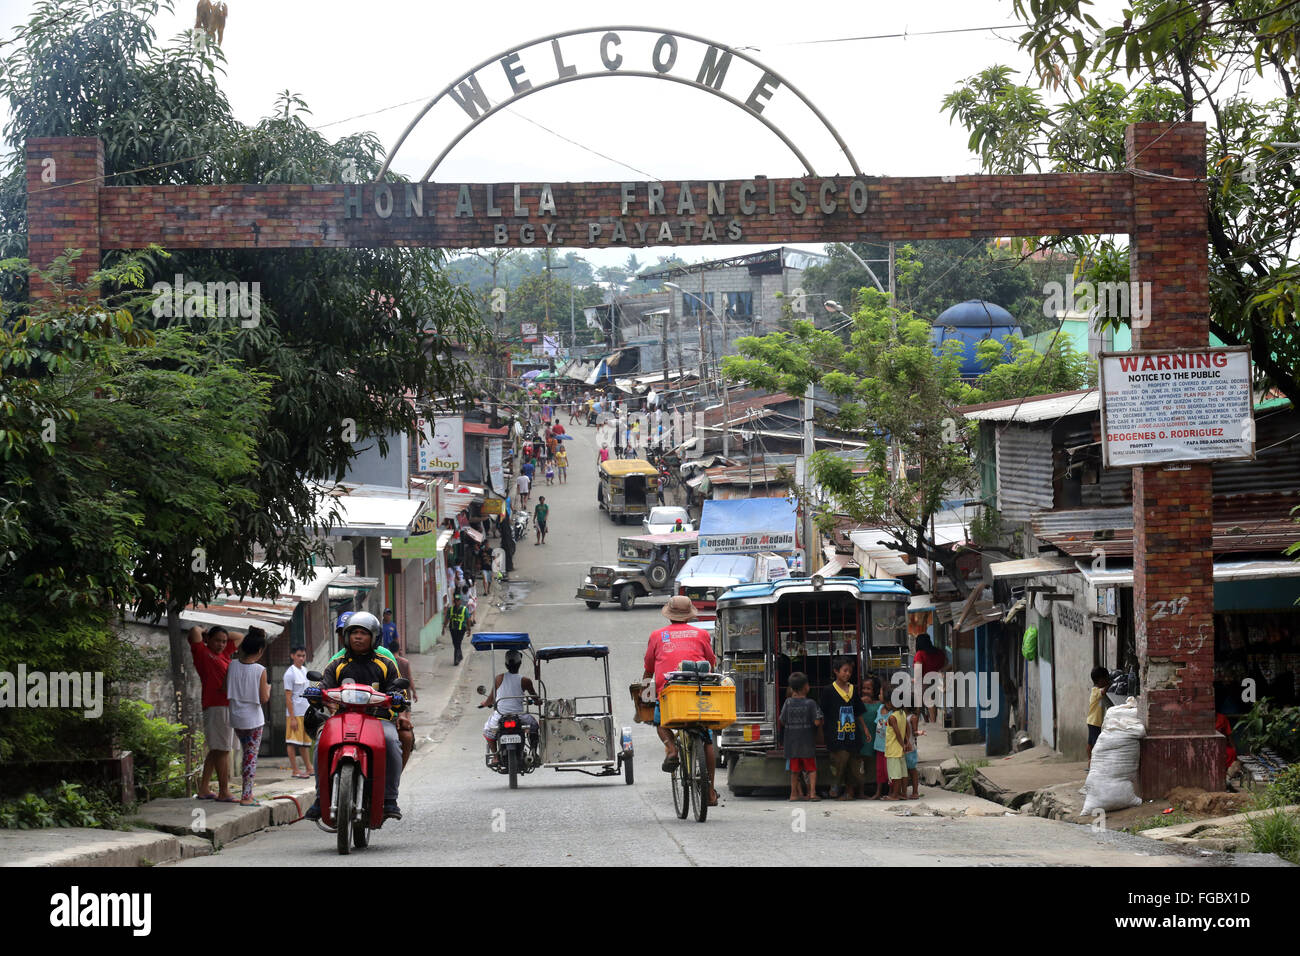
[336,764,356,855]
[507,746,520,789]
[353,814,369,849]
[585,600,601,609]
[623,753,634,786]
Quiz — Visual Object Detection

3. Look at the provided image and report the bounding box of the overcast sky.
[0,0,1205,270]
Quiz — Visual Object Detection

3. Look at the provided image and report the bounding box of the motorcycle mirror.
[392,677,410,690]
[475,684,487,696]
[306,670,323,682]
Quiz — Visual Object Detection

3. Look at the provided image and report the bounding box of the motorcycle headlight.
[340,686,381,706]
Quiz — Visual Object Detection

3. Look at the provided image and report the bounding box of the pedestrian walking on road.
[534,496,549,545]
[444,592,473,665]
[226,627,270,805]
[779,672,823,801]
[188,624,244,802]
[555,446,568,483]
[481,548,494,595]
[598,443,610,464]
[516,471,531,508]
[284,646,312,779]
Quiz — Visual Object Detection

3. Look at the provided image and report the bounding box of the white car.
[642,506,692,535]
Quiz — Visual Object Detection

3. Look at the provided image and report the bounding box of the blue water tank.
[931,299,1021,376]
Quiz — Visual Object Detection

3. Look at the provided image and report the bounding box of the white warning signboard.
[1099,347,1254,468]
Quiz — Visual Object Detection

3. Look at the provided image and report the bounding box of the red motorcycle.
[303,674,409,855]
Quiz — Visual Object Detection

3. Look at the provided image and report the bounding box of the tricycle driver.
[480,649,540,762]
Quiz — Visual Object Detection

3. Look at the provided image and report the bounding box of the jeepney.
[597,458,660,523]
[576,531,698,611]
[713,575,911,793]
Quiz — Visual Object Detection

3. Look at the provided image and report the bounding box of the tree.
[0,1,485,725]
[961,334,1093,404]
[943,0,1300,405]
[723,289,979,595]
[1,254,269,745]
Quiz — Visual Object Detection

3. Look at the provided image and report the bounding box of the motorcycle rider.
[480,649,539,763]
[327,612,416,762]
[303,612,406,822]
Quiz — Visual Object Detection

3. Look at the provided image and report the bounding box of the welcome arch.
[24,26,1220,796]
[376,26,863,181]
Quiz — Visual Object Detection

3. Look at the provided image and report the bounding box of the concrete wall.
[668,265,805,337]
[1047,570,1092,761]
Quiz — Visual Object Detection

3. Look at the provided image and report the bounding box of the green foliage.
[0,781,130,830]
[948,757,991,794]
[1126,809,1194,832]
[1235,698,1300,760]
[1253,763,1300,808]
[1245,807,1300,864]
[724,288,977,589]
[962,333,1093,404]
[944,0,1300,407]
[0,0,485,631]
[114,699,192,799]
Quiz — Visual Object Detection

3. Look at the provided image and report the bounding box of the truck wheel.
[646,561,670,590]
[584,600,601,609]
[618,586,636,611]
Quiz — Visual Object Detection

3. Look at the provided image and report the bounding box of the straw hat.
[661,595,698,622]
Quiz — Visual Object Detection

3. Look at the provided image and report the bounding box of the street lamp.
[664,280,730,457]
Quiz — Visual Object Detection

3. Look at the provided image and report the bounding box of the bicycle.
[669,723,713,822]
[661,661,734,823]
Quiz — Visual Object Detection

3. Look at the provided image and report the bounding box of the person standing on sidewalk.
[444,592,473,665]
[283,646,312,779]
[534,495,549,545]
[225,628,270,806]
[188,624,244,802]
[380,609,400,654]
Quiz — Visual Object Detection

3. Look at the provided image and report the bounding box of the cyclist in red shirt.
[642,596,719,804]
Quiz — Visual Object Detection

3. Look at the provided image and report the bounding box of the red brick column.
[1126,122,1225,794]
[25,137,103,301]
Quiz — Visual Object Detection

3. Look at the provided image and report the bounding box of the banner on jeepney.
[699,531,797,554]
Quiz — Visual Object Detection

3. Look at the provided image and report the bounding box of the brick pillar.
[1126,122,1225,795]
[25,137,103,301]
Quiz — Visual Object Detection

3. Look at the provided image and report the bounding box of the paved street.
[180,422,1217,867]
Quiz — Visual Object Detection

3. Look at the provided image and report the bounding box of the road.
[180,419,1220,867]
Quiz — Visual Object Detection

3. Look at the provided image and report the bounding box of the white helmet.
[344,611,382,649]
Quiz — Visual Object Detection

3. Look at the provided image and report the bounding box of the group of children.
[779,672,926,801]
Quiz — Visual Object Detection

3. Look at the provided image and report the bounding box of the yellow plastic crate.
[659,681,737,729]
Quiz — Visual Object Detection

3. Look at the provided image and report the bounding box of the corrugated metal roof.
[1033,495,1300,557]
[996,425,1054,521]
[990,555,1078,579]
[961,389,1098,422]
[317,494,423,536]
[1079,559,1300,586]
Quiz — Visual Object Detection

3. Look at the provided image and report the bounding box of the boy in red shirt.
[642,596,719,805]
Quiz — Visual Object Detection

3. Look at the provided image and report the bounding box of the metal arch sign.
[378,26,863,181]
